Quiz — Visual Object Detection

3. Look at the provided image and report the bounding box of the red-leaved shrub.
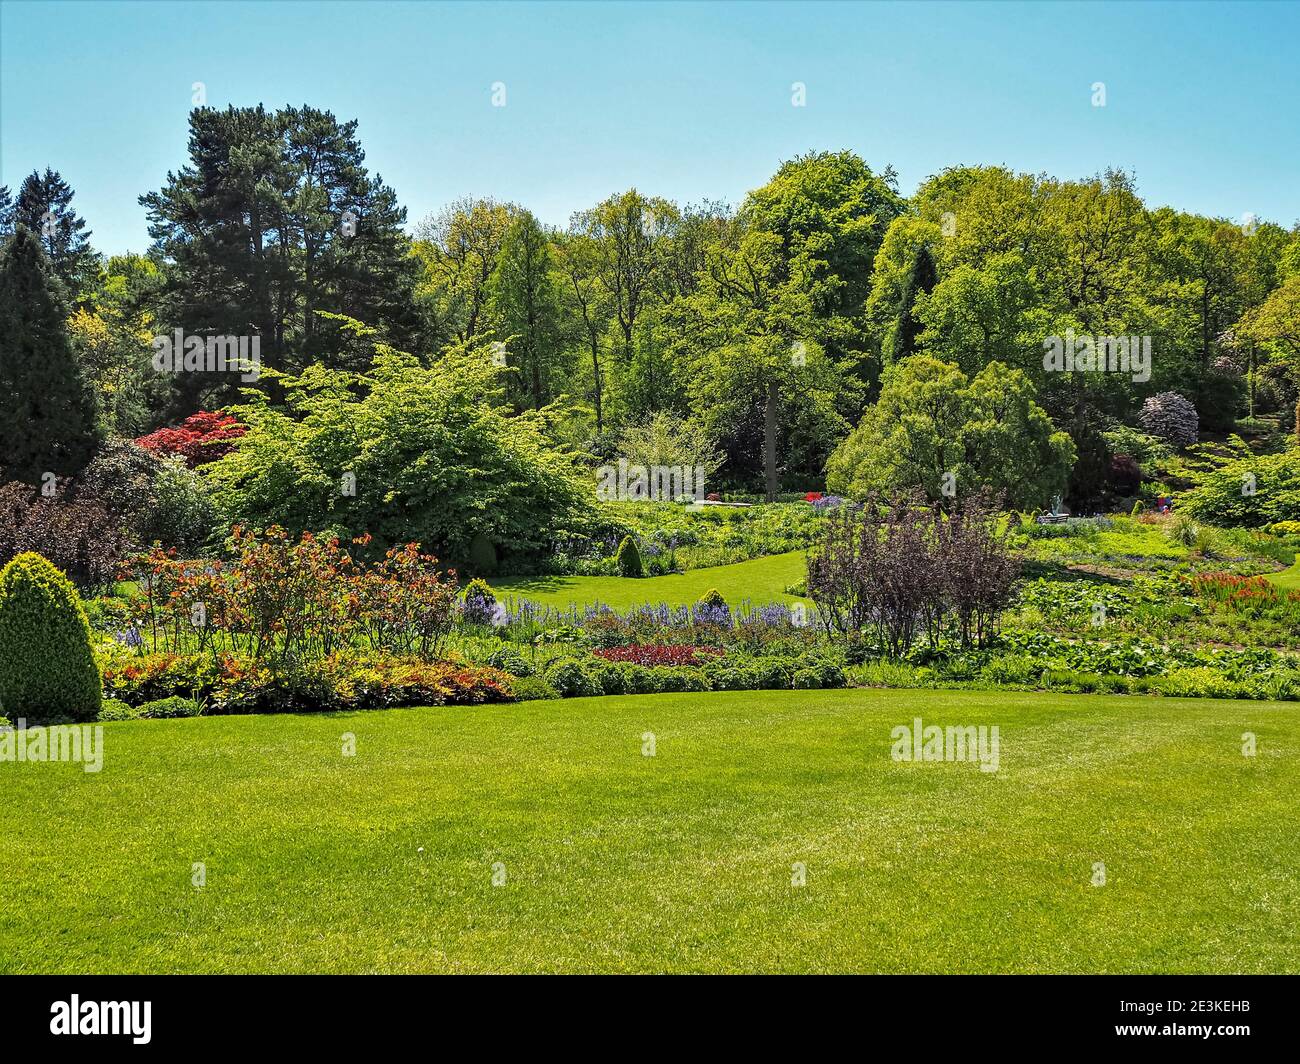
[135,411,246,467]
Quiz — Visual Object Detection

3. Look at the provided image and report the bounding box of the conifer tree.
[13,168,97,298]
[889,244,939,362]
[0,227,102,482]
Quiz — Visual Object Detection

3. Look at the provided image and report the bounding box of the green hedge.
[0,553,101,723]
[540,653,845,698]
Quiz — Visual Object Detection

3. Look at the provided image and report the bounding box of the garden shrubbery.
[0,552,102,723]
[1183,449,1300,528]
[808,490,1019,656]
[460,578,498,626]
[1138,392,1200,448]
[119,527,457,664]
[205,347,595,567]
[101,650,513,713]
[534,648,844,698]
[0,479,133,588]
[615,536,644,577]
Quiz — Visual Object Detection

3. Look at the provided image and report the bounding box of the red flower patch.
[593,644,724,667]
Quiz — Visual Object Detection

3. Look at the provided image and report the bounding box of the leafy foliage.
[1182,449,1300,527]
[206,344,593,563]
[826,355,1075,508]
[808,492,1019,655]
[101,650,513,713]
[0,552,102,722]
[120,527,457,665]
[0,478,133,588]
[592,644,724,667]
[134,411,246,467]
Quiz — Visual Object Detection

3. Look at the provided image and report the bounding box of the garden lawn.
[1,688,1296,974]
[1267,559,1300,590]
[492,550,808,610]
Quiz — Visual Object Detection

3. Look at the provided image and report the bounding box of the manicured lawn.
[492,550,808,610]
[1267,558,1300,590]
[2,688,1296,973]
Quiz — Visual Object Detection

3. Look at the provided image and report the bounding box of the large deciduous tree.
[413,197,516,347]
[489,210,569,411]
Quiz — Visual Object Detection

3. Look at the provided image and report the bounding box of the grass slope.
[492,550,808,610]
[1266,558,1300,590]
[2,688,1296,973]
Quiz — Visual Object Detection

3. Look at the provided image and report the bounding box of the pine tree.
[0,186,14,235]
[0,227,102,482]
[13,169,97,299]
[889,244,939,362]
[140,104,422,406]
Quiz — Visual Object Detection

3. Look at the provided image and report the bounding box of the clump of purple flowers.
[742,603,795,627]
[114,627,143,649]
[690,602,732,626]
[461,586,496,626]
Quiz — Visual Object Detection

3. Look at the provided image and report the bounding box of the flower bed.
[101,649,513,714]
[593,644,724,667]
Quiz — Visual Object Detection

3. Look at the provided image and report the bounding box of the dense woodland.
[2,103,1299,570]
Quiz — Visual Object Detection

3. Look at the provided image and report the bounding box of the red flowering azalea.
[135,410,246,467]
[805,492,824,502]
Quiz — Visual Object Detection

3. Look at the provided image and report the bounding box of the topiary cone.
[0,552,102,723]
[615,536,644,578]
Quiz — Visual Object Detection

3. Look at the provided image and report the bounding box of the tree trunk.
[590,336,603,434]
[764,378,779,502]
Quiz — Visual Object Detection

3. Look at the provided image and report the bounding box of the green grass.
[492,550,808,610]
[1266,558,1300,590]
[2,688,1296,973]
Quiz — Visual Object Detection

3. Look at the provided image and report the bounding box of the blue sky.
[2,0,1297,255]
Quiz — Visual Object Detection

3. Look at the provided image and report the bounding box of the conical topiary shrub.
[615,536,644,578]
[0,552,102,723]
[696,588,727,610]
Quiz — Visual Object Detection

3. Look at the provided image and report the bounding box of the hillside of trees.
[2,103,1298,543]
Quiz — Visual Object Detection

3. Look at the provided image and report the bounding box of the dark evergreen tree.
[1066,406,1111,508]
[889,244,939,362]
[0,186,14,235]
[140,104,423,416]
[0,227,102,482]
[13,169,97,299]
